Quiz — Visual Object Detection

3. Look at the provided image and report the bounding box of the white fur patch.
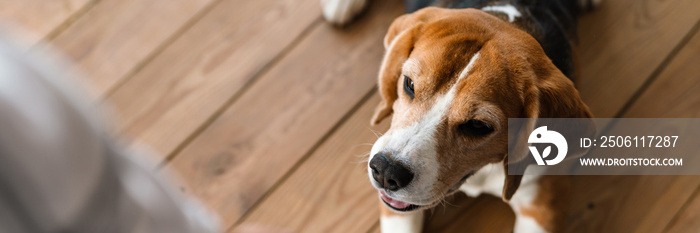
[380,211,424,233]
[459,163,505,198]
[458,163,542,203]
[511,175,548,233]
[509,170,544,210]
[514,215,548,233]
[481,4,522,22]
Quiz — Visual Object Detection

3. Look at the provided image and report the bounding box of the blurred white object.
[0,34,220,233]
[321,0,367,25]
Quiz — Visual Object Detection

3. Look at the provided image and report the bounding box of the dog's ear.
[502,67,594,201]
[371,14,419,125]
[528,70,593,120]
[371,8,441,125]
[502,154,523,201]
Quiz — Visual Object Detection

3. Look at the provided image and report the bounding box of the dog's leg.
[379,200,424,233]
[508,175,570,233]
[320,0,367,25]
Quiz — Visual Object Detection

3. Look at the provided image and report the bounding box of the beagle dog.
[323,0,599,232]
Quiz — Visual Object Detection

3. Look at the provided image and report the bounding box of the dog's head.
[368,7,592,212]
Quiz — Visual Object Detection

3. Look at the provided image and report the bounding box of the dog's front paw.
[321,0,367,25]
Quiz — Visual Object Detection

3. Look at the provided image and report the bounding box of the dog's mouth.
[377,171,477,212]
[379,191,423,212]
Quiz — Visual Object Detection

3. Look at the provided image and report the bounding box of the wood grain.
[233,94,388,233]
[367,222,380,233]
[565,27,700,233]
[163,0,403,227]
[47,0,213,97]
[666,189,700,233]
[577,0,700,117]
[627,28,700,233]
[106,0,320,158]
[623,28,700,119]
[566,176,700,233]
[0,0,91,45]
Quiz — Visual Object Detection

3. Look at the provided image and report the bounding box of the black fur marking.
[403,0,583,81]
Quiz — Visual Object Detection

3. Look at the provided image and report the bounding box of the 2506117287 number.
[598,136,678,148]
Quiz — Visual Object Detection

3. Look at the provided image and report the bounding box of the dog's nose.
[369,153,414,191]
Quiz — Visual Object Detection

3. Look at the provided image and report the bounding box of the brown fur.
[520,176,572,232]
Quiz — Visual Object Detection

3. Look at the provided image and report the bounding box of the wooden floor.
[2,0,700,232]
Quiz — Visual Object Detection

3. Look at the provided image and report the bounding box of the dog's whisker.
[352,157,371,164]
[350,143,374,151]
[353,153,369,157]
[368,127,384,138]
[352,151,371,158]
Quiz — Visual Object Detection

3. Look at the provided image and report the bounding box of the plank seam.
[661,184,700,233]
[611,17,700,233]
[100,0,228,100]
[366,219,380,233]
[227,86,379,232]
[156,16,323,169]
[613,18,700,118]
[35,0,103,45]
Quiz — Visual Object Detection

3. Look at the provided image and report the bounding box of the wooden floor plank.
[566,176,700,233]
[106,0,320,158]
[367,222,380,233]
[625,28,700,233]
[577,0,700,117]
[666,189,700,233]
[622,27,700,119]
[565,28,700,233]
[233,94,388,233]
[162,0,403,227]
[47,0,214,97]
[0,0,91,45]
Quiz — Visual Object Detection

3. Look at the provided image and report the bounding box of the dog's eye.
[403,75,415,99]
[457,120,494,136]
